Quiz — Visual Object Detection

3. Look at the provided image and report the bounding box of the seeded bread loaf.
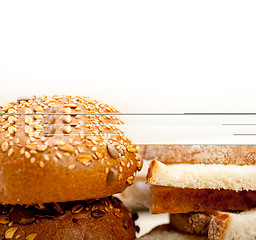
[0,197,136,240]
[0,95,142,204]
[141,145,256,165]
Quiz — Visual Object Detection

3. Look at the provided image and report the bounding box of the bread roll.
[0,95,142,204]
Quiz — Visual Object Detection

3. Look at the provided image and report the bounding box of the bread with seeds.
[0,197,136,240]
[0,95,142,204]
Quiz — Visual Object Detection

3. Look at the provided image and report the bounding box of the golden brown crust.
[151,186,256,214]
[169,212,231,240]
[169,213,212,236]
[140,145,256,165]
[0,95,141,204]
[208,211,231,240]
[0,197,136,240]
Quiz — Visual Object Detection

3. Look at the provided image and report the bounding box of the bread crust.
[0,95,141,204]
[141,145,256,165]
[168,211,231,239]
[169,212,212,236]
[151,186,256,214]
[0,197,136,240]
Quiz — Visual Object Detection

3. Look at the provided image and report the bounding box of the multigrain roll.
[0,197,136,240]
[0,95,142,205]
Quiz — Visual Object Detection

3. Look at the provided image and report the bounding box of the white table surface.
[136,211,169,238]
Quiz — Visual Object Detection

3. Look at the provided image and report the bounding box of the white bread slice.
[169,208,256,240]
[138,224,207,240]
[147,160,256,191]
[209,209,256,240]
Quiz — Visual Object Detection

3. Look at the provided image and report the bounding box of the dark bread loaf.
[0,197,136,240]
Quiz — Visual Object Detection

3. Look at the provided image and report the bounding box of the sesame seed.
[30,158,35,163]
[7,116,16,124]
[58,144,74,152]
[79,132,85,139]
[68,164,75,170]
[20,148,25,154]
[53,157,58,163]
[7,108,16,114]
[25,116,33,124]
[25,108,33,114]
[78,146,85,153]
[126,176,134,185]
[37,145,48,151]
[34,132,40,139]
[34,106,43,112]
[25,151,31,158]
[64,104,77,108]
[1,141,9,152]
[127,147,136,153]
[25,126,32,134]
[34,114,43,120]
[92,146,97,152]
[63,152,70,157]
[56,152,62,159]
[63,125,72,134]
[55,140,66,146]
[39,161,45,168]
[64,115,72,123]
[8,126,16,134]
[64,107,72,113]
[33,123,43,130]
[43,154,50,161]
[95,152,102,159]
[87,136,100,142]
[7,148,13,156]
[26,145,36,150]
[77,155,93,165]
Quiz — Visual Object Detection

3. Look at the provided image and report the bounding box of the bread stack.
[0,95,142,239]
[137,145,256,239]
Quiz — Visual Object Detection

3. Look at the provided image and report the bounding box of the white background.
[0,0,256,113]
[0,1,256,144]
[0,1,256,236]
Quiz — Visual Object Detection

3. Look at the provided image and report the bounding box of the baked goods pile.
[1,96,255,240]
[135,145,256,239]
[0,95,141,239]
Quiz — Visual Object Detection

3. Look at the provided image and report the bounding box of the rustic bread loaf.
[0,197,136,240]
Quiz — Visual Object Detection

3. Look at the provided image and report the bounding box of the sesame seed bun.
[0,197,136,240]
[0,95,142,204]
